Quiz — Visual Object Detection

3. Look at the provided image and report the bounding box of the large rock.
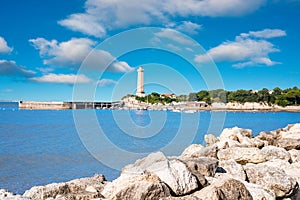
[261,159,291,171]
[219,127,252,141]
[257,124,300,150]
[180,144,204,158]
[251,137,268,148]
[261,145,291,162]
[101,172,170,200]
[23,174,106,200]
[216,159,246,181]
[180,157,218,177]
[189,178,253,200]
[280,123,300,139]
[204,134,219,147]
[244,163,298,198]
[216,138,243,149]
[288,149,300,163]
[180,144,219,159]
[275,138,300,150]
[217,147,266,165]
[123,152,198,196]
[256,131,279,146]
[284,162,300,182]
[0,189,29,200]
[285,162,300,200]
[219,127,256,148]
[243,182,276,200]
[262,161,300,200]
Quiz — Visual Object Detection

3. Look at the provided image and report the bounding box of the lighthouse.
[136,66,145,97]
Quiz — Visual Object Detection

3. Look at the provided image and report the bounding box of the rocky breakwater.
[2,123,300,200]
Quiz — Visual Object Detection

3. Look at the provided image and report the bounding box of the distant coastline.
[0,100,297,112]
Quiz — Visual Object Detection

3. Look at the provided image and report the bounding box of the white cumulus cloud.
[97,79,117,87]
[0,36,13,54]
[59,13,106,38]
[59,0,266,38]
[174,21,202,35]
[29,37,133,72]
[30,73,92,84]
[155,28,196,46]
[241,28,287,39]
[195,28,286,68]
[29,37,95,67]
[0,60,35,77]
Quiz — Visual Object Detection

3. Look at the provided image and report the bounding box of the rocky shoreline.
[1,124,300,200]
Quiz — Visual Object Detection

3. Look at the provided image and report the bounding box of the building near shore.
[160,93,177,99]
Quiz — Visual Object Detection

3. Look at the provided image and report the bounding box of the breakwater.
[18,101,121,110]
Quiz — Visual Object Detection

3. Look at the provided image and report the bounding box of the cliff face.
[2,124,300,200]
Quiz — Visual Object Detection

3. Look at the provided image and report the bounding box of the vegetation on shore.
[124,87,300,107]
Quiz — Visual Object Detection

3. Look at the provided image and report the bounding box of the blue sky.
[0,0,299,101]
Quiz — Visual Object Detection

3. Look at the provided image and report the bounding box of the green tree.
[177,95,188,102]
[258,88,270,103]
[197,90,209,101]
[273,87,282,96]
[209,89,227,103]
[188,93,198,101]
[286,89,300,105]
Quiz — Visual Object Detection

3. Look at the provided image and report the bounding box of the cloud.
[29,37,95,67]
[233,58,281,68]
[155,28,196,46]
[0,60,35,77]
[29,37,133,72]
[195,29,286,68]
[59,14,106,38]
[0,36,13,54]
[29,73,92,84]
[174,21,202,35]
[240,28,287,39]
[166,44,182,51]
[36,67,55,74]
[109,61,133,72]
[97,79,117,87]
[59,0,266,38]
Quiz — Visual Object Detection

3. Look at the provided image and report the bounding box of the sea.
[0,103,300,194]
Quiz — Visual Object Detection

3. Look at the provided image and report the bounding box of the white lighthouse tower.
[136,66,145,97]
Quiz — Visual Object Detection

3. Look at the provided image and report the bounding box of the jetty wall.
[19,101,72,110]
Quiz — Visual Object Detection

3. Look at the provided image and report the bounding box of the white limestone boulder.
[244,163,298,198]
[23,174,106,200]
[189,177,252,200]
[288,149,300,163]
[181,144,219,159]
[219,127,252,141]
[216,159,246,181]
[122,151,198,196]
[204,134,219,147]
[217,147,266,165]
[180,144,204,158]
[243,182,276,200]
[261,145,291,161]
[180,157,218,177]
[101,172,170,200]
[0,189,30,200]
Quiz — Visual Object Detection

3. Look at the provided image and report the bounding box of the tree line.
[182,87,300,107]
[127,87,300,107]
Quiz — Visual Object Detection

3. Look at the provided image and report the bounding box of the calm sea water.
[0,108,300,194]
